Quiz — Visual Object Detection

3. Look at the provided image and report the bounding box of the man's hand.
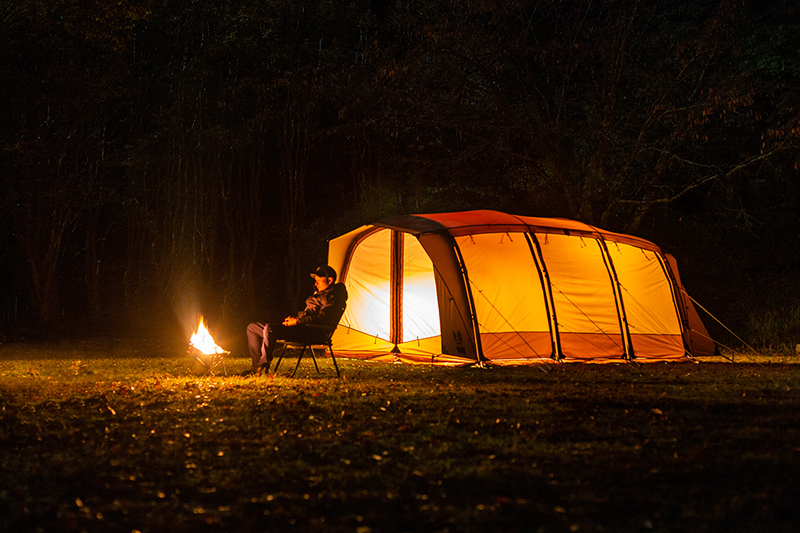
[282,316,298,327]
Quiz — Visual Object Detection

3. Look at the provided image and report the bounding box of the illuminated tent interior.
[328,211,715,365]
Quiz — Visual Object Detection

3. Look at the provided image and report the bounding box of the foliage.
[364,0,800,232]
[1,345,800,532]
[742,303,800,353]
[0,0,798,340]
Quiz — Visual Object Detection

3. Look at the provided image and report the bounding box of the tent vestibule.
[328,211,714,365]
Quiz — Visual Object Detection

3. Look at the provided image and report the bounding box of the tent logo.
[453,330,466,355]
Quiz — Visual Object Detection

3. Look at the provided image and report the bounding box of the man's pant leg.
[247,322,300,366]
[247,322,268,368]
[248,322,322,369]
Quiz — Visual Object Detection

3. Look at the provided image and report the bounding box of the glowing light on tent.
[189,316,226,355]
[401,238,440,341]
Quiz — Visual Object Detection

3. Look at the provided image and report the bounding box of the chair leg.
[309,347,321,373]
[290,345,307,377]
[329,344,341,378]
[274,346,285,372]
[276,342,340,378]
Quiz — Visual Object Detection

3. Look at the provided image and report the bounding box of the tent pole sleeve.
[333,226,381,284]
[525,232,560,360]
[390,230,404,348]
[451,241,486,363]
[598,239,635,360]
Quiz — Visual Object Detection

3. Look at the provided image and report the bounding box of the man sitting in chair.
[243,265,348,376]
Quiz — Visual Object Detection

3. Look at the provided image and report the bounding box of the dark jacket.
[295,283,348,328]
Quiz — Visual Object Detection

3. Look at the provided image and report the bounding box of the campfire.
[190,316,227,354]
[189,316,228,376]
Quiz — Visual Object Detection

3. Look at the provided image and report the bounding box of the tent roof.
[376,210,661,251]
[377,210,595,235]
[330,210,667,288]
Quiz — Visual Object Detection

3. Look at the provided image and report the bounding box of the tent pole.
[526,232,562,360]
[452,241,486,364]
[390,230,404,348]
[598,239,636,361]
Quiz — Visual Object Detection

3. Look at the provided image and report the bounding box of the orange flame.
[190,316,225,355]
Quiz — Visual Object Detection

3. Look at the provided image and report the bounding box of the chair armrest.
[276,323,337,344]
[304,324,336,331]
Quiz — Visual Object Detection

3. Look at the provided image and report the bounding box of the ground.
[1,338,799,532]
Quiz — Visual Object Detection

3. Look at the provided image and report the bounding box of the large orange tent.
[328,210,715,365]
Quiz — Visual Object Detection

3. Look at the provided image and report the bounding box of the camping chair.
[274,298,346,377]
[273,323,341,378]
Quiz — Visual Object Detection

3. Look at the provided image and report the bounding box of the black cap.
[311,265,337,281]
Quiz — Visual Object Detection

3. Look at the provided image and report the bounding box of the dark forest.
[1,0,798,351]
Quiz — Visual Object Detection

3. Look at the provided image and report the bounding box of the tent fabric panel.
[558,333,626,360]
[381,211,599,239]
[628,334,686,359]
[536,233,624,358]
[401,235,441,343]
[331,325,397,354]
[358,353,473,365]
[333,336,468,365]
[664,254,717,357]
[478,332,554,361]
[487,359,553,366]
[454,233,551,360]
[515,214,607,236]
[336,352,396,361]
[339,228,392,342]
[397,336,446,356]
[606,243,683,337]
[391,353,474,365]
[332,333,443,357]
[410,210,664,256]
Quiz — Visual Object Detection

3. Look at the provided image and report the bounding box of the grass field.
[1,338,799,533]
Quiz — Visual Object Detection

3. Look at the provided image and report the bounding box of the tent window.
[401,234,440,342]
[341,229,392,341]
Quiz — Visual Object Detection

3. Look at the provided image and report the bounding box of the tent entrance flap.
[399,232,441,345]
[332,228,442,357]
